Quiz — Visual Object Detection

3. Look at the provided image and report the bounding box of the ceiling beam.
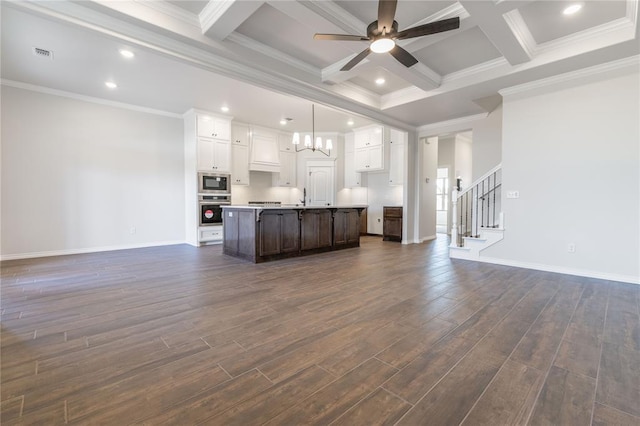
[376,56,442,91]
[458,0,532,65]
[200,1,264,40]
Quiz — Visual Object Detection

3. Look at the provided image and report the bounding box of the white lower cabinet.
[199,226,223,244]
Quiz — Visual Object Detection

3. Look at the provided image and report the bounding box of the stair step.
[449,245,471,252]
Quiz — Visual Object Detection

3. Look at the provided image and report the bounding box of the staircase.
[449,164,504,260]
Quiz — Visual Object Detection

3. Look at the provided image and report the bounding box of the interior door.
[306,164,335,206]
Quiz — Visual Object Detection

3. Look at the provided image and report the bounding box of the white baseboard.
[457,256,639,285]
[418,235,437,243]
[0,240,186,261]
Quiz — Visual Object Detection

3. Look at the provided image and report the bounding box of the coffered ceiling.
[2,0,638,131]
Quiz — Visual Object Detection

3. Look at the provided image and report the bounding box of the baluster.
[493,171,497,227]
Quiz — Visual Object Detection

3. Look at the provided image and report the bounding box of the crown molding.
[442,57,509,84]
[226,32,319,76]
[1,79,183,118]
[199,0,234,34]
[140,0,201,29]
[417,113,488,136]
[499,55,640,99]
[503,9,536,59]
[380,86,427,110]
[305,0,366,35]
[337,82,381,108]
[535,16,636,57]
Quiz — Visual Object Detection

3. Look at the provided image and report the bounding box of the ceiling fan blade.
[378,0,397,33]
[341,48,372,71]
[395,17,460,40]
[389,45,418,68]
[314,33,370,41]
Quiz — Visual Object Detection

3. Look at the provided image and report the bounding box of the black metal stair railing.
[452,165,502,247]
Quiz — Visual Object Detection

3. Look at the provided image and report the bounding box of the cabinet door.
[259,213,281,256]
[223,210,239,253]
[278,134,294,153]
[197,138,215,171]
[333,211,347,245]
[231,144,250,185]
[197,115,230,140]
[354,130,370,149]
[280,211,300,253]
[274,151,296,187]
[354,148,369,172]
[344,150,361,187]
[301,210,332,250]
[368,144,384,171]
[212,139,231,172]
[346,210,360,243]
[368,126,383,147]
[232,124,249,146]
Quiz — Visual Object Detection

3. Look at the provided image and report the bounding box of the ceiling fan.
[314,0,460,71]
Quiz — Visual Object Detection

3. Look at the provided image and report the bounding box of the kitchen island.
[222,205,367,263]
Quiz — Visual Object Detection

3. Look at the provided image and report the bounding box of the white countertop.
[223,205,368,210]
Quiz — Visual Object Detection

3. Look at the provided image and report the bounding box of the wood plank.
[528,365,596,425]
[397,347,503,425]
[553,339,600,378]
[592,403,640,426]
[209,365,334,425]
[266,358,397,425]
[461,360,544,426]
[596,342,640,417]
[332,387,412,426]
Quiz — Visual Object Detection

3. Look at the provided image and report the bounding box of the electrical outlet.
[567,243,576,253]
[506,191,520,199]
[129,227,136,235]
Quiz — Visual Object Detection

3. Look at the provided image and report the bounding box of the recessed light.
[347,119,354,126]
[105,81,117,89]
[563,3,582,15]
[119,49,134,59]
[280,119,287,125]
[375,78,385,85]
[221,106,229,113]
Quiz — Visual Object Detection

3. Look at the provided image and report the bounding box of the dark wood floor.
[1,236,639,425]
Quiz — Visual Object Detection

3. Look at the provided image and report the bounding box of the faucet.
[300,188,306,206]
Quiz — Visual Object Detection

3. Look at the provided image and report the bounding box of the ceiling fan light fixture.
[370,38,395,53]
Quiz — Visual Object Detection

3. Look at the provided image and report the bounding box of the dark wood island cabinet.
[383,206,403,242]
[222,206,366,263]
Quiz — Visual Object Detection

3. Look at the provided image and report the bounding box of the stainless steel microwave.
[198,172,230,194]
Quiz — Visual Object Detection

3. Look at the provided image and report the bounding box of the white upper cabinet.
[231,144,250,185]
[278,133,294,153]
[354,125,384,172]
[273,151,296,187]
[231,123,250,146]
[197,115,231,140]
[197,137,231,172]
[388,129,405,185]
[249,127,280,172]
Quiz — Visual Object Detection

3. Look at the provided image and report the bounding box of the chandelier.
[291,104,332,156]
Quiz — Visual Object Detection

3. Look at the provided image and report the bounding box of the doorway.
[305,160,335,206]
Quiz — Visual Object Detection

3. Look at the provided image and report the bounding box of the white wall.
[1,86,185,258]
[485,71,639,282]
[455,134,472,190]
[471,104,502,181]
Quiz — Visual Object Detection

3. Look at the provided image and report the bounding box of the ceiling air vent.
[32,47,53,60]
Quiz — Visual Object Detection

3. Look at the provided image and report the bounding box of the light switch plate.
[506,191,520,199]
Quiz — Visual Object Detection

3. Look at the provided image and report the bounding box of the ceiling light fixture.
[221,106,229,113]
[291,104,332,156]
[375,77,385,85]
[563,3,582,15]
[370,38,395,53]
[105,81,117,89]
[347,119,354,126]
[119,49,134,58]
